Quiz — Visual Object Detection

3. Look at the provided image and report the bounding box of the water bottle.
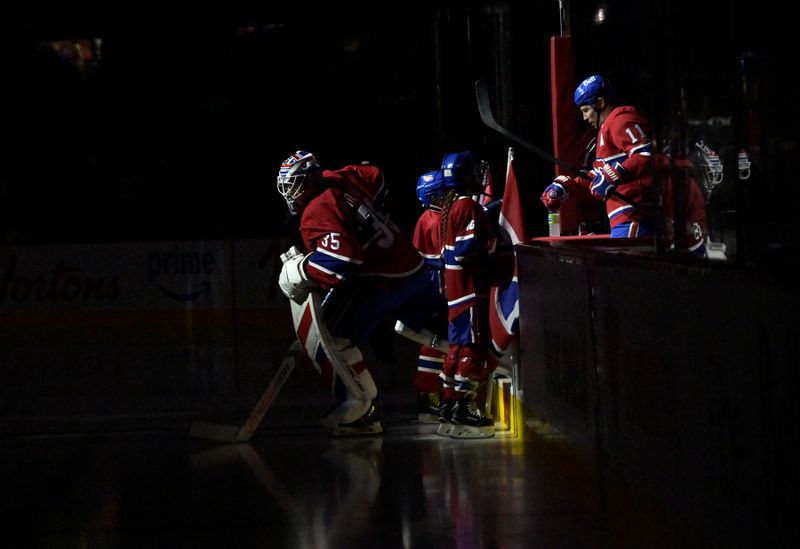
[548,212,561,237]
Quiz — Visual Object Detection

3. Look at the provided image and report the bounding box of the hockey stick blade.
[189,342,299,443]
[189,421,242,442]
[476,79,579,174]
[475,79,651,214]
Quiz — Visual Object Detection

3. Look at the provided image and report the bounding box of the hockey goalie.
[276,150,445,436]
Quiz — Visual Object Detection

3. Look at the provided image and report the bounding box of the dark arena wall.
[2,2,799,546]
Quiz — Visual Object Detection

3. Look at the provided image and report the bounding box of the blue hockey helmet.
[440,151,488,189]
[416,169,448,208]
[277,150,322,214]
[574,74,615,107]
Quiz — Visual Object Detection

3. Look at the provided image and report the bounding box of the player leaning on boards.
[541,74,656,238]
[276,150,445,436]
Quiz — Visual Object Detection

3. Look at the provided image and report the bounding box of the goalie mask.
[695,140,724,191]
[440,151,489,194]
[277,150,322,215]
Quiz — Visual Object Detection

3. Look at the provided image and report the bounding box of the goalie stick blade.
[189,421,243,443]
[190,442,243,469]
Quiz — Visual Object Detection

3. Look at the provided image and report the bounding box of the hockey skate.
[448,396,494,439]
[326,398,383,437]
[418,391,443,424]
[435,398,455,437]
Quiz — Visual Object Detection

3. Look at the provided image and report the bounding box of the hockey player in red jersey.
[412,152,497,438]
[541,74,656,238]
[657,150,710,257]
[410,170,448,423]
[276,150,445,435]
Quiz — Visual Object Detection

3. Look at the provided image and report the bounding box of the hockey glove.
[278,246,315,303]
[590,162,625,200]
[481,198,503,235]
[482,198,503,221]
[540,175,572,211]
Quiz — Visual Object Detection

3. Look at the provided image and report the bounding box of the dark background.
[2,1,797,262]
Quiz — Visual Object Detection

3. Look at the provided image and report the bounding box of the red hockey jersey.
[412,208,444,293]
[660,156,709,255]
[581,106,656,228]
[442,196,494,345]
[299,164,423,289]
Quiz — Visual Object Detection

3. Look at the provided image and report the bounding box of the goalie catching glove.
[278,246,317,303]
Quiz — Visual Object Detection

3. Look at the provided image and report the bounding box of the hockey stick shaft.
[394,320,449,353]
[232,284,342,440]
[189,274,338,442]
[475,79,649,213]
[232,286,341,441]
[189,341,299,443]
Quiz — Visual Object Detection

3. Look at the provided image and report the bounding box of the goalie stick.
[475,79,650,213]
[189,283,345,443]
[189,341,300,442]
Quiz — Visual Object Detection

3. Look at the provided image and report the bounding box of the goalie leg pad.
[291,293,377,403]
[333,337,377,401]
[320,397,374,428]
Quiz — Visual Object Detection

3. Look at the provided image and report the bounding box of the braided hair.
[438,189,459,245]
